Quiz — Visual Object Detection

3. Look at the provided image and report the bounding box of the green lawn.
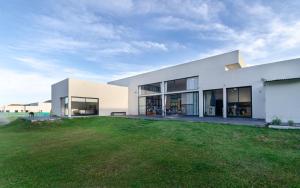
[0,117,299,187]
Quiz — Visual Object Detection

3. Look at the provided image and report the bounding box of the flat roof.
[264,77,300,83]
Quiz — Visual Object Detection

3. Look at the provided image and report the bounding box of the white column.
[198,76,203,117]
[68,96,71,118]
[223,87,227,118]
[161,82,165,117]
[199,88,203,117]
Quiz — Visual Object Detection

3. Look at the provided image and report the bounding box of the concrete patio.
[127,115,266,127]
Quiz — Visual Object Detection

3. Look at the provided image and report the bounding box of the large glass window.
[61,97,69,116]
[71,97,99,116]
[138,95,162,116]
[165,77,198,92]
[204,89,223,117]
[165,92,199,116]
[227,87,252,117]
[138,97,146,115]
[139,82,161,95]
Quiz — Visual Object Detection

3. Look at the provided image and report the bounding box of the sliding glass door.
[227,86,252,118]
[165,92,199,116]
[203,89,223,117]
[138,95,162,116]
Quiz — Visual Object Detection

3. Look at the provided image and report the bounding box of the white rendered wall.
[51,79,68,116]
[68,79,128,116]
[3,105,25,112]
[25,103,51,113]
[265,79,300,123]
[51,78,128,117]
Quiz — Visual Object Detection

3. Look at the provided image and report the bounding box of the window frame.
[70,96,99,116]
[226,86,252,118]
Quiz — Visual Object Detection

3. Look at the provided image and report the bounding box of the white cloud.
[14,57,58,71]
[131,41,168,51]
[135,0,224,21]
[194,1,300,65]
[0,68,55,104]
[77,0,134,13]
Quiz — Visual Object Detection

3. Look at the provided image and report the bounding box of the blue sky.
[1,0,300,104]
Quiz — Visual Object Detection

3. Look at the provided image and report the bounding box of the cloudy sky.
[1,0,300,104]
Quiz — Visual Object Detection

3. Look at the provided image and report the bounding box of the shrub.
[288,120,294,126]
[272,117,281,125]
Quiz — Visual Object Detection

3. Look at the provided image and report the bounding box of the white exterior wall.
[265,79,300,123]
[3,105,25,112]
[109,50,300,119]
[1,103,51,113]
[69,79,128,116]
[51,79,68,116]
[51,78,128,117]
[25,102,51,113]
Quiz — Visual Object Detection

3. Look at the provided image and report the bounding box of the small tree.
[272,117,281,125]
[288,120,294,126]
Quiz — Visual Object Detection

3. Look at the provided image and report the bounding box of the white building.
[52,50,300,123]
[0,101,51,113]
[51,78,128,117]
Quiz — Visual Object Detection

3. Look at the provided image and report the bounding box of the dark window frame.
[203,88,223,117]
[138,95,162,116]
[164,76,199,93]
[165,91,199,116]
[138,82,162,95]
[226,86,252,118]
[71,96,99,116]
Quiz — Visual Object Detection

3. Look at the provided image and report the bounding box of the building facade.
[0,101,51,113]
[108,50,300,123]
[51,50,300,123]
[51,78,128,117]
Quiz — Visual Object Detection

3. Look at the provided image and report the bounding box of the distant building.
[0,100,51,113]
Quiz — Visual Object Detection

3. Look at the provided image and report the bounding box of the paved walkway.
[127,115,266,127]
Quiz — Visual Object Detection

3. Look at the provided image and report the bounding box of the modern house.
[51,78,128,117]
[0,100,52,113]
[51,50,300,123]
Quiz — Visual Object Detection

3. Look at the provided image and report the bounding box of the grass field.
[0,117,299,187]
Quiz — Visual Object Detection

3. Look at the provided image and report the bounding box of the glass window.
[187,77,198,90]
[139,82,161,95]
[165,77,198,92]
[72,97,85,102]
[204,89,223,117]
[61,97,68,116]
[239,87,251,102]
[227,88,238,103]
[71,97,99,116]
[227,87,252,118]
[138,97,146,115]
[165,92,199,116]
[139,96,162,116]
[166,78,186,92]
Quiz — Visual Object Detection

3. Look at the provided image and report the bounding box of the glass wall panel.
[165,92,198,116]
[227,87,252,117]
[138,96,162,116]
[166,79,186,92]
[187,77,198,90]
[139,82,161,95]
[165,77,198,92]
[61,97,68,116]
[204,89,223,117]
[138,97,146,115]
[227,88,238,103]
[71,97,99,116]
[146,95,162,116]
